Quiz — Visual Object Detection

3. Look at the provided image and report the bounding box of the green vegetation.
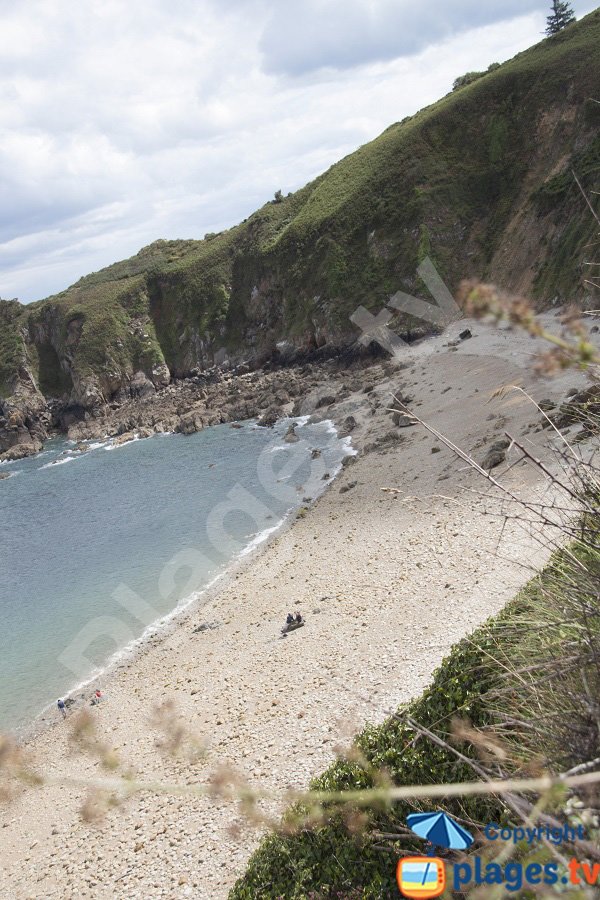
[0,300,26,398]
[452,62,501,91]
[230,511,600,898]
[2,9,599,402]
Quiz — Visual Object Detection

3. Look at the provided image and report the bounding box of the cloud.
[257,0,545,76]
[0,0,594,303]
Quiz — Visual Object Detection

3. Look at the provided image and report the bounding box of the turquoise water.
[0,418,350,732]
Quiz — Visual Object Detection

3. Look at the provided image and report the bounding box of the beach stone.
[113,432,135,446]
[284,425,299,443]
[176,413,203,435]
[339,415,357,436]
[340,481,357,494]
[482,449,506,470]
[315,395,335,408]
[258,407,280,427]
[490,438,510,452]
[392,411,415,427]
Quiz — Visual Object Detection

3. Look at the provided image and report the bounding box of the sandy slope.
[0,316,596,900]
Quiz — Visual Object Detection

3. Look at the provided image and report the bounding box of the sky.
[0,0,596,303]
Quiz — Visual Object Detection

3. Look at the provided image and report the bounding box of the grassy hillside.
[2,10,599,402]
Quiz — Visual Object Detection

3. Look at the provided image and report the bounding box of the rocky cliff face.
[1,10,599,452]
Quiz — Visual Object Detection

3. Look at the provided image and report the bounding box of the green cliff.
[2,10,599,406]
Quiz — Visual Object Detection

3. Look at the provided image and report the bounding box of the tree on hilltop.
[546,0,576,36]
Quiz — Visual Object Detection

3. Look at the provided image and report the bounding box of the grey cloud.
[258,0,549,75]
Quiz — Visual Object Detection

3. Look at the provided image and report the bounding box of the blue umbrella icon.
[407,811,474,851]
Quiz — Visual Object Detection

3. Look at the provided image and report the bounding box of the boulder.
[130,371,156,400]
[176,413,203,435]
[489,438,511,452]
[7,410,25,429]
[113,432,135,446]
[258,407,281,428]
[0,442,42,462]
[284,424,300,443]
[482,448,506,470]
[315,395,336,409]
[392,411,416,428]
[151,363,171,389]
[339,415,357,437]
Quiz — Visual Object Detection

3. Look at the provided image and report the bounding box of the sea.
[0,417,352,732]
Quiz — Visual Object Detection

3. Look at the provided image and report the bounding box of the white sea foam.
[341,435,358,456]
[39,455,78,469]
[104,435,142,451]
[314,419,338,436]
[238,518,287,557]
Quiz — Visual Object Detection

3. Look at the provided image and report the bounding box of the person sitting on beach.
[286,613,294,625]
[295,612,303,624]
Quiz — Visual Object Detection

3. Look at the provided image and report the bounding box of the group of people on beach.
[285,612,303,626]
[57,689,104,719]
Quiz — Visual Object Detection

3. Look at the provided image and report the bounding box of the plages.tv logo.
[396,812,474,899]
[396,810,597,896]
[396,857,446,899]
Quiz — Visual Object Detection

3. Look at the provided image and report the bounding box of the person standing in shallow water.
[57,698,66,719]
